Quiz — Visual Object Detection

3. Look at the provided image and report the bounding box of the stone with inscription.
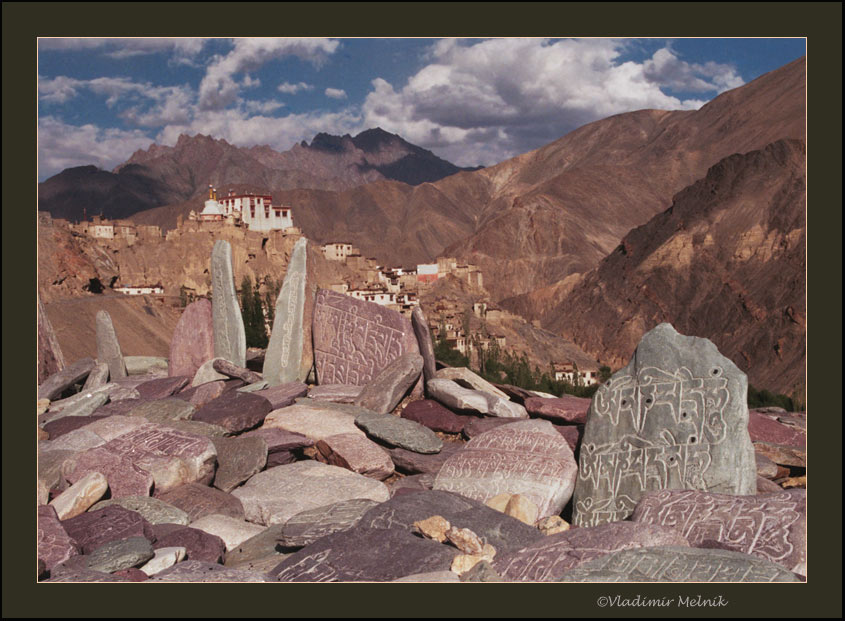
[78,414,150,442]
[147,559,275,582]
[100,423,217,492]
[39,449,76,494]
[61,504,156,554]
[192,390,273,434]
[482,392,530,419]
[401,399,474,434]
[253,381,309,409]
[37,505,80,571]
[631,488,806,573]
[191,358,229,387]
[753,441,806,468]
[316,433,394,480]
[37,357,96,402]
[434,419,577,519]
[261,402,366,441]
[232,461,390,526]
[40,392,110,428]
[355,410,443,454]
[169,298,215,379]
[96,310,128,380]
[354,352,424,415]
[277,498,381,549]
[240,427,313,467]
[157,482,245,522]
[151,524,226,563]
[524,395,590,424]
[411,306,437,385]
[158,419,231,438]
[39,429,105,457]
[127,398,196,424]
[81,362,110,392]
[135,376,190,400]
[312,288,420,386]
[89,495,190,525]
[572,323,756,528]
[38,295,66,384]
[435,367,510,400]
[748,410,806,448]
[388,473,436,497]
[189,514,266,552]
[224,523,288,568]
[307,384,363,403]
[462,416,518,440]
[66,447,154,499]
[357,490,543,554]
[85,535,155,573]
[493,521,689,581]
[426,378,490,414]
[557,546,800,582]
[387,442,463,475]
[271,527,455,582]
[44,555,132,582]
[212,436,268,492]
[211,240,247,367]
[49,471,108,520]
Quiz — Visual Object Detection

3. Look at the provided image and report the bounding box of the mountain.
[37,128,479,227]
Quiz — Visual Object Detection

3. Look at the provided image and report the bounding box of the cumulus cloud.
[198,38,339,110]
[277,81,314,94]
[38,38,209,63]
[642,47,744,93]
[324,87,347,100]
[38,75,83,104]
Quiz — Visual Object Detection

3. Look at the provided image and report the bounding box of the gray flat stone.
[261,402,366,441]
[411,306,437,385]
[38,357,96,401]
[170,298,215,378]
[482,392,529,419]
[127,398,196,423]
[355,410,443,454]
[96,310,127,380]
[435,366,509,400]
[388,473,436,496]
[237,380,269,393]
[190,514,266,552]
[572,323,757,528]
[426,378,489,414]
[40,391,110,427]
[212,436,269,492]
[211,240,247,367]
[147,559,275,582]
[277,498,381,549]
[192,390,273,434]
[89,495,190,525]
[158,419,231,438]
[354,352,424,415]
[307,384,363,403]
[40,428,106,454]
[387,442,463,475]
[224,523,289,568]
[86,535,155,573]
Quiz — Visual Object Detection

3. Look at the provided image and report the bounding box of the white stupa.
[198,185,224,221]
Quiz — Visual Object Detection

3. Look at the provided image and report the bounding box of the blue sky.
[37,37,806,181]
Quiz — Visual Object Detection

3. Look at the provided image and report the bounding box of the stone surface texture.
[66,447,154,499]
[49,471,109,520]
[306,384,362,403]
[435,367,510,399]
[426,378,490,414]
[38,295,66,384]
[96,310,128,380]
[37,357,96,401]
[277,498,381,549]
[89,495,190,525]
[192,390,273,434]
[523,395,591,424]
[37,505,80,571]
[61,505,156,554]
[353,352,424,414]
[189,514,266,552]
[212,436,269,492]
[316,433,395,480]
[401,399,474,434]
[411,306,438,385]
[157,482,245,522]
[211,240,247,367]
[355,410,443,454]
[85,536,155,573]
[261,402,366,441]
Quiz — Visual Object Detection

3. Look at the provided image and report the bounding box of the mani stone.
[49,471,109,520]
[45,556,132,582]
[631,489,807,573]
[139,546,186,576]
[125,356,169,376]
[237,380,268,393]
[134,376,190,400]
[90,495,190,526]
[212,436,269,493]
[38,357,96,401]
[157,482,245,522]
[127,398,196,424]
[264,237,311,385]
[312,288,420,386]
[223,523,290,569]
[434,419,577,519]
[211,240,247,367]
[426,378,490,414]
[493,521,690,582]
[66,447,154,499]
[193,390,273,434]
[79,414,149,441]
[261,402,366,441]
[100,423,217,493]
[757,475,784,494]
[240,427,313,467]
[38,295,66,384]
[151,524,226,563]
[277,498,381,549]
[39,428,105,455]
[96,310,127,380]
[189,514,266,552]
[387,442,463,475]
[62,505,156,554]
[753,441,806,468]
[462,416,519,440]
[147,559,275,582]
[307,384,362,403]
[523,395,590,424]
[175,380,227,408]
[213,357,262,384]
[85,536,155,573]
[557,546,800,583]
[191,358,229,387]
[389,473,436,496]
[435,366,510,400]
[572,323,757,528]
[231,461,390,526]
[253,381,309,409]
[355,410,443,454]
[167,298,214,377]
[401,399,475,434]
[81,362,110,392]
[38,505,80,571]
[394,571,461,583]
[482,392,529,419]
[159,419,230,439]
[354,352,424,414]
[748,410,806,448]
[411,306,437,385]
[316,433,395,480]
[40,391,110,427]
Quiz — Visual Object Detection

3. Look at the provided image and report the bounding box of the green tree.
[240,275,268,349]
[179,285,188,308]
[432,332,469,368]
[599,365,612,383]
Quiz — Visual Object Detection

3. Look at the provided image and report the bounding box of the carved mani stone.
[312,289,419,386]
[169,298,215,378]
[211,240,246,368]
[38,295,66,384]
[572,323,756,528]
[631,489,806,573]
[433,419,577,519]
[96,310,127,380]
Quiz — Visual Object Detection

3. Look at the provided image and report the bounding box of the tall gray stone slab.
[81,362,110,392]
[264,237,310,385]
[433,419,577,519]
[411,306,437,385]
[631,489,806,573]
[38,295,66,385]
[572,323,756,528]
[211,240,246,367]
[354,353,424,414]
[96,310,127,380]
[38,357,96,401]
[312,288,420,386]
[557,546,801,582]
[169,298,215,378]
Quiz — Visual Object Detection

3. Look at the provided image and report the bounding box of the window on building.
[250,205,255,219]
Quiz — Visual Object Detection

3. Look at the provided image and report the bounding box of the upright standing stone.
[312,289,419,386]
[38,295,66,385]
[211,240,246,368]
[411,306,437,385]
[264,237,310,385]
[96,310,127,380]
[572,323,756,528]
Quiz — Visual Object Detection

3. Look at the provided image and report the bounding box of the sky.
[37,37,806,181]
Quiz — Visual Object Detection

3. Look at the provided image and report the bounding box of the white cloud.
[324,87,347,100]
[278,81,314,94]
[38,75,83,104]
[642,47,744,93]
[198,38,339,110]
[38,37,209,63]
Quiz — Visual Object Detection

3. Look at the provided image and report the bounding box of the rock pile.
[36,243,807,582]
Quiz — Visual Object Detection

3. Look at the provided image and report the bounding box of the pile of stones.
[36,238,807,582]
